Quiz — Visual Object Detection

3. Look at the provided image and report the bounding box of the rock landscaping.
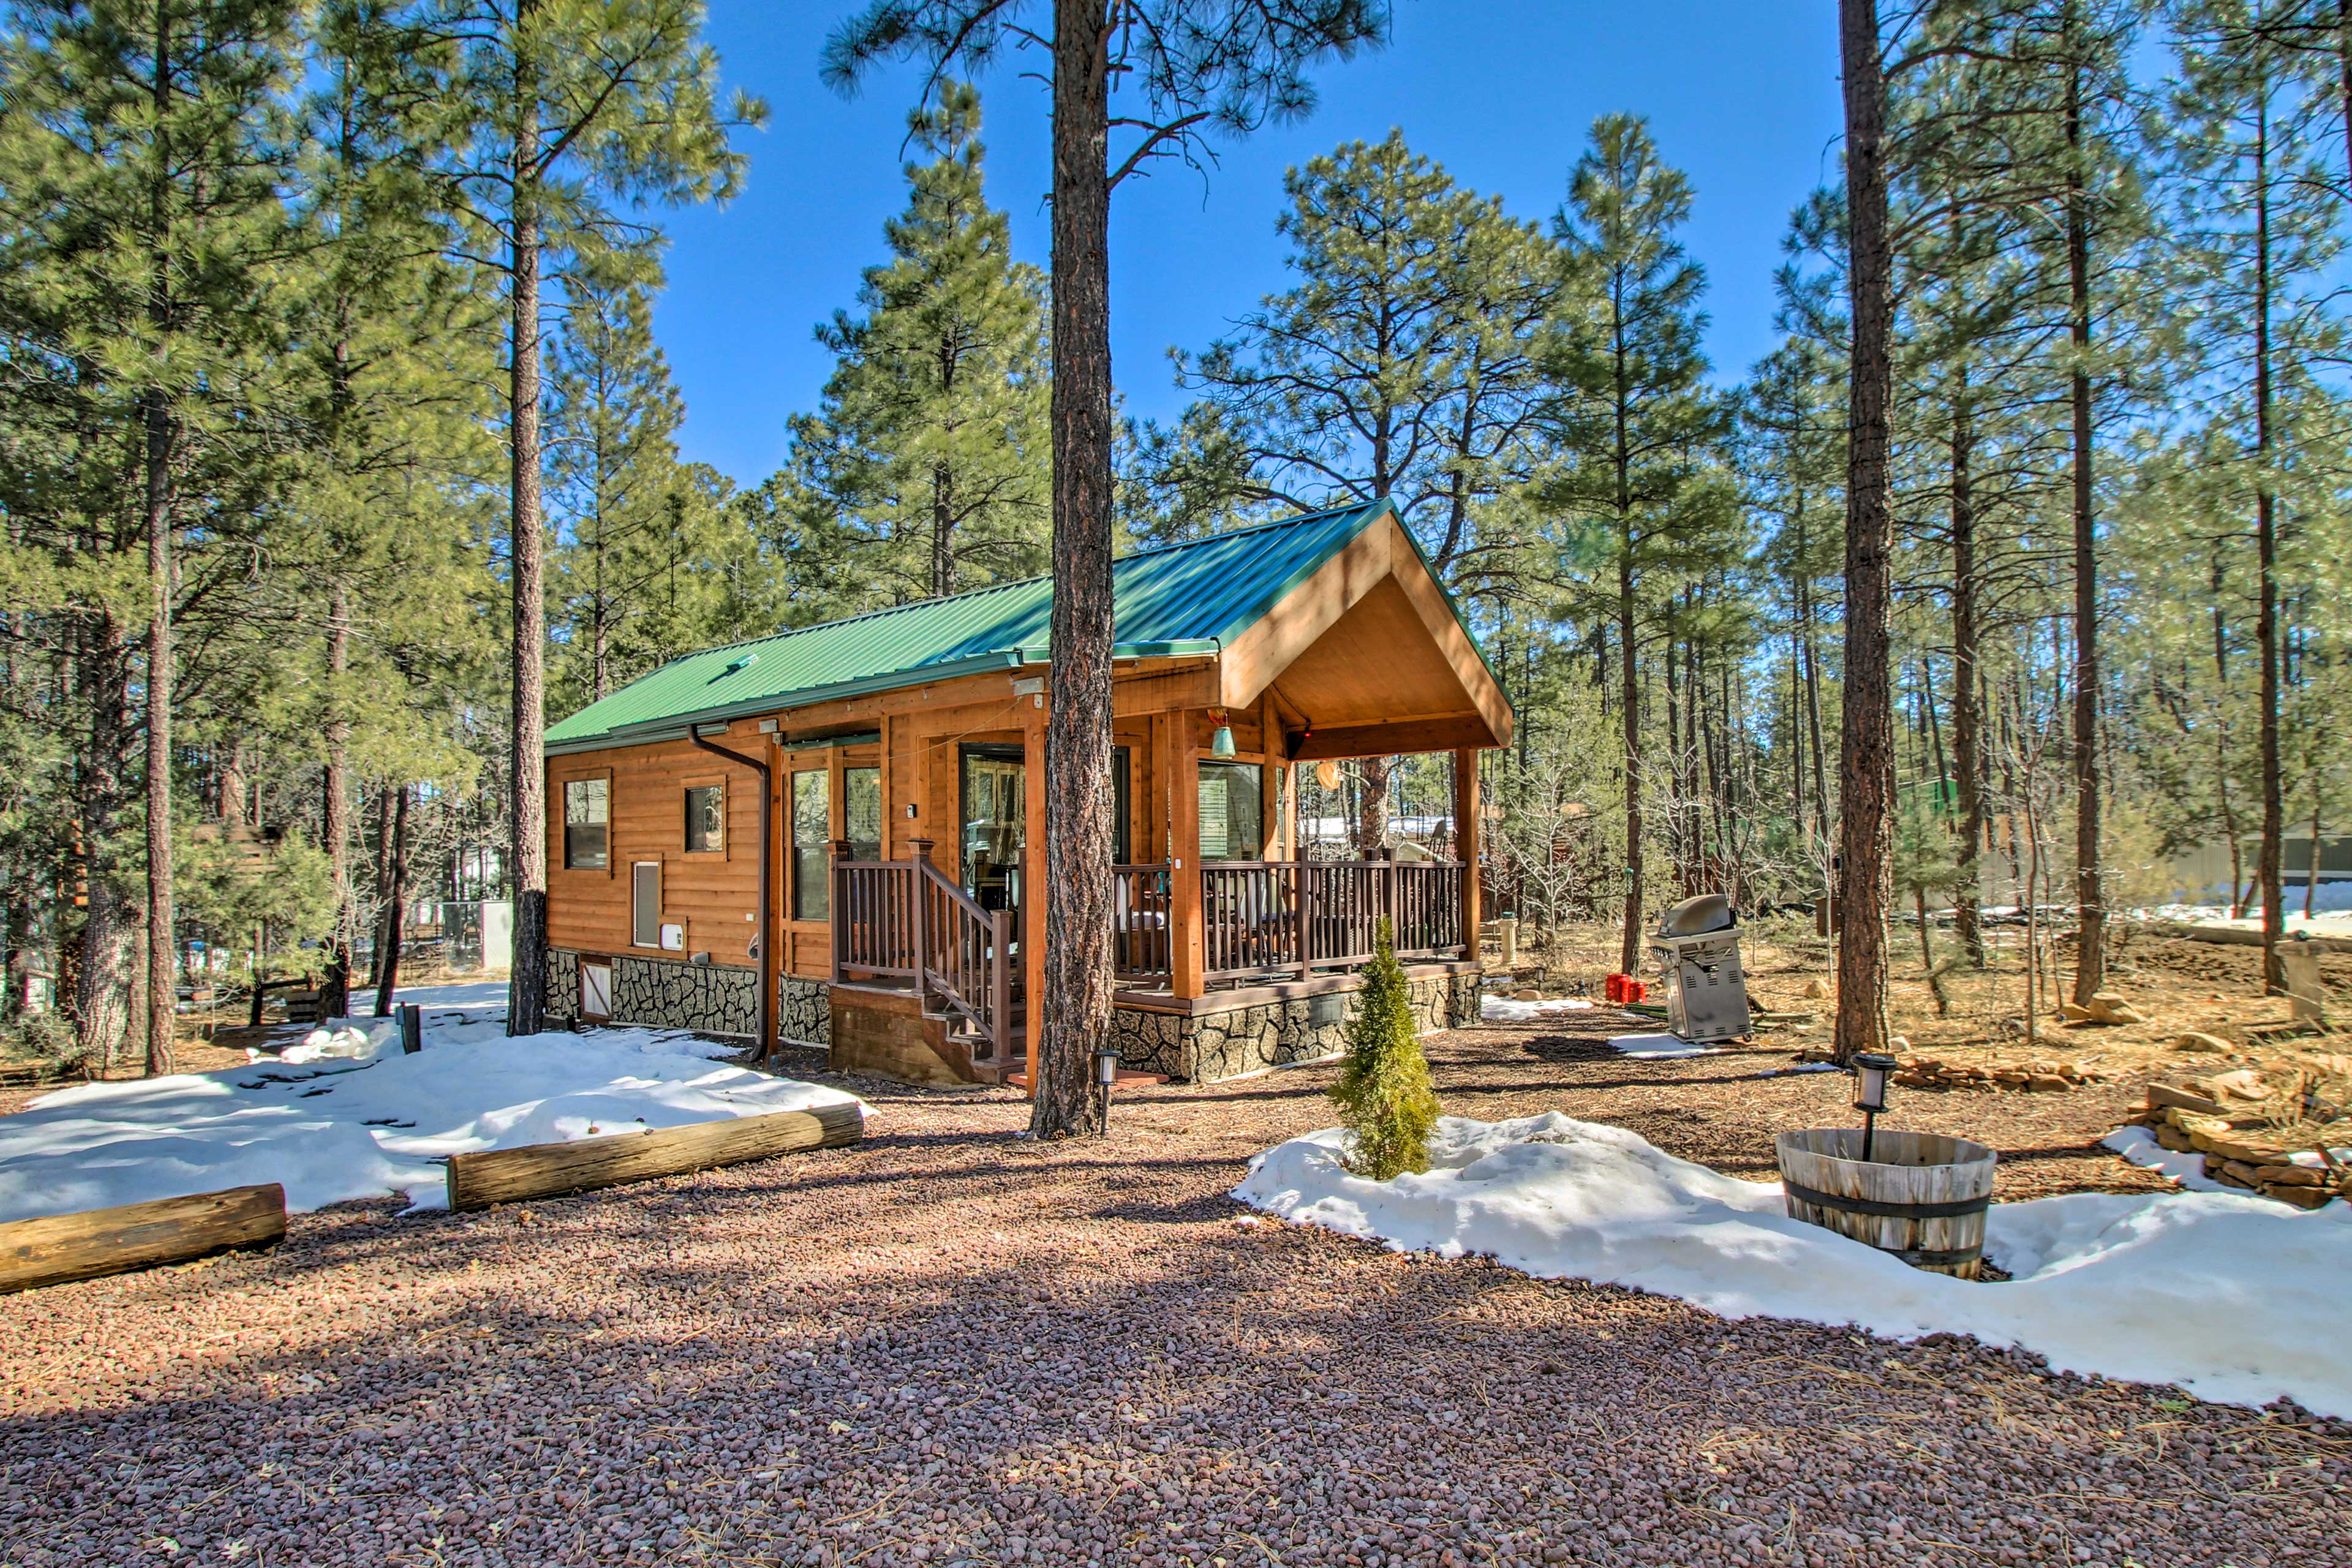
[2116,1061,2351,1210]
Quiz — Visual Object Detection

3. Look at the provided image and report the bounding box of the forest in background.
[1,0,2345,1077]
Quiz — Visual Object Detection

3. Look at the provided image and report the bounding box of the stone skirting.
[779,974,831,1049]
[1110,967,1480,1085]
[542,948,757,1038]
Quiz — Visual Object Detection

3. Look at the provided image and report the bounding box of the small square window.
[685,783,724,854]
[564,777,608,870]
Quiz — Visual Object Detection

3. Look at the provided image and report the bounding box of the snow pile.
[0,1009,865,1223]
[1238,1113,2352,1417]
[277,1019,398,1064]
[2101,1125,2231,1193]
[1609,1031,1719,1060]
[1480,993,1596,1022]
[2133,899,2352,928]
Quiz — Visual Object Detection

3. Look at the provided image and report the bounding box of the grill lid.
[1657,892,1736,937]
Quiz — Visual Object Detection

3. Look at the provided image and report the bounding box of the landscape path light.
[1096,1047,1120,1089]
[1851,1050,1898,1162]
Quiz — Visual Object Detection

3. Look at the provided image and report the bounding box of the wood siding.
[548,722,771,970]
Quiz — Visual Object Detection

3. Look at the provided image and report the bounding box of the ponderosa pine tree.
[423,0,763,1036]
[1169,129,1553,848]
[2166,0,2346,991]
[785,83,1051,606]
[547,271,696,706]
[1834,0,1897,1065]
[0,0,304,1072]
[1539,113,1735,974]
[823,0,1387,1139]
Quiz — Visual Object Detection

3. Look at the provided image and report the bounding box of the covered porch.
[820,504,1506,1086]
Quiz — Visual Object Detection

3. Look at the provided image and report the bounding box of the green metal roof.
[546,498,1461,753]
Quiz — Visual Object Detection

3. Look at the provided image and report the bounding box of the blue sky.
[655,2,1846,488]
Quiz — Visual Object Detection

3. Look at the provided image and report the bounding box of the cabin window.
[684,782,724,854]
[1199,762,1263,862]
[631,862,662,947]
[791,769,829,921]
[1111,747,1131,864]
[564,777,608,870]
[845,766,883,862]
[960,746,1024,911]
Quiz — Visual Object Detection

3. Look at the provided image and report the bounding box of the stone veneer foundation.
[1110,967,1481,1085]
[544,949,1468,1083]
[543,948,760,1039]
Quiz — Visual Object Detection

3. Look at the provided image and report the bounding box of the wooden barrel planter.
[1774,1129,1997,1279]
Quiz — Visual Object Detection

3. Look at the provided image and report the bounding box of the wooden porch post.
[1454,748,1482,954]
[1022,699,1048,1094]
[1164,713,1204,998]
[1259,690,1283,861]
[907,837,932,997]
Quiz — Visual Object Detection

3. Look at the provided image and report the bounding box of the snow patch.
[0,1009,865,1223]
[1609,1031,1719,1060]
[1237,1113,2352,1418]
[1480,994,1597,1023]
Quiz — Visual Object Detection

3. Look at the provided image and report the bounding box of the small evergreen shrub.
[1329,918,1441,1180]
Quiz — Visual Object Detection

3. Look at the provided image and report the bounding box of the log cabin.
[540,498,1513,1087]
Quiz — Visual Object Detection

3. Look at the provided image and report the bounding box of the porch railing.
[835,852,1012,1061]
[839,855,1464,1009]
[1112,864,1173,985]
[1199,859,1464,984]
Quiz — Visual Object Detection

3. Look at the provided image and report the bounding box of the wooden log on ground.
[445,1101,865,1212]
[2118,919,2352,954]
[0,1183,286,1295]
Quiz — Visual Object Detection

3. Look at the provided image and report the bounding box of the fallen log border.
[0,1183,287,1295]
[2119,919,2351,955]
[443,1101,866,1212]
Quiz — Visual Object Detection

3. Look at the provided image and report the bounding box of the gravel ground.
[4,1008,2346,1568]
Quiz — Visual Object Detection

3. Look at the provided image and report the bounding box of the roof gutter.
[687,726,776,1064]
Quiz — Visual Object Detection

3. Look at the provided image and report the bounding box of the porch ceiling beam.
[1289,714,1498,761]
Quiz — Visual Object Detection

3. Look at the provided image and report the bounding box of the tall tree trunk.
[2064,41,2106,1006]
[1948,375,1987,967]
[2308,789,2324,919]
[370,783,396,988]
[507,32,549,1037]
[2253,83,2285,993]
[1356,756,1394,852]
[1618,546,1643,973]
[1033,0,1115,1138]
[321,587,353,1020]
[932,458,956,598]
[140,2,176,1078]
[143,391,175,1077]
[77,626,136,1071]
[1834,0,1895,1065]
[374,785,412,1017]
